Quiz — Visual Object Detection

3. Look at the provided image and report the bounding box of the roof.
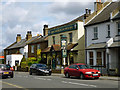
[52,44,61,51]
[86,43,106,50]
[67,43,78,50]
[49,15,84,30]
[6,36,40,49]
[109,41,120,48]
[85,2,118,26]
[112,12,120,20]
[29,36,48,44]
[42,47,51,52]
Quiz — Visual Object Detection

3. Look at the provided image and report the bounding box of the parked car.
[0,64,14,78]
[6,64,14,71]
[29,64,52,75]
[64,63,101,79]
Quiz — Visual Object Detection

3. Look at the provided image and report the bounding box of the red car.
[64,63,100,79]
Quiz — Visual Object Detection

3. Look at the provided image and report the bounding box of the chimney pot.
[88,9,91,14]
[16,34,21,43]
[26,31,32,40]
[85,8,88,14]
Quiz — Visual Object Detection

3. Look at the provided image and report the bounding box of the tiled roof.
[86,43,106,50]
[29,36,48,44]
[85,2,118,26]
[42,47,51,52]
[67,43,78,50]
[6,36,40,49]
[52,44,61,51]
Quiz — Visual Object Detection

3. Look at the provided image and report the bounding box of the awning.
[109,41,120,48]
[86,43,106,50]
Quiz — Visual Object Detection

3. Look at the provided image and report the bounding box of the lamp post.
[61,35,67,68]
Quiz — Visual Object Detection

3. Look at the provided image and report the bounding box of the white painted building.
[84,1,120,75]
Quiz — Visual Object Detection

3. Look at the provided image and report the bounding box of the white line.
[61,81,97,87]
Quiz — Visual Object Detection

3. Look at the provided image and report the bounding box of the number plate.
[93,74,98,76]
[4,72,9,74]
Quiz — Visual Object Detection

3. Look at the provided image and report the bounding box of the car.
[29,64,52,76]
[64,63,101,79]
[0,64,14,79]
[6,64,14,71]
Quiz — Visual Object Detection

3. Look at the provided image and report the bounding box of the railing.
[85,0,111,24]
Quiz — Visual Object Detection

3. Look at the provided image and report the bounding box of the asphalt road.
[1,72,119,89]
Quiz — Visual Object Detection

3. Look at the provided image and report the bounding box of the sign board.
[61,36,67,58]
[48,23,77,35]
[107,38,113,47]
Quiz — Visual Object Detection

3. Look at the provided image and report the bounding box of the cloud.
[1,1,94,51]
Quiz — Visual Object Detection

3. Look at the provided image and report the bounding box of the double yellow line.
[0,81,28,90]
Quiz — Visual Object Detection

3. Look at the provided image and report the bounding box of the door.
[72,65,80,76]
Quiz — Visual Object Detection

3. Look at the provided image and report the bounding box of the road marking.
[34,77,52,81]
[61,81,97,87]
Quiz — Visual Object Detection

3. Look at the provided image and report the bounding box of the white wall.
[6,54,23,67]
[86,21,117,47]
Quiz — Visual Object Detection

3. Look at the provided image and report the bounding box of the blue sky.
[0,0,96,52]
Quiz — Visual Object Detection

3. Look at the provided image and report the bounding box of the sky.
[0,0,108,52]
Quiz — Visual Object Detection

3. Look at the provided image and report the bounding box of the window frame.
[93,27,98,40]
[53,36,55,45]
[118,22,120,35]
[69,33,72,43]
[31,45,34,53]
[106,24,111,38]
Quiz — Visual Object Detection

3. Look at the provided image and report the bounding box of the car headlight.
[98,72,101,74]
[85,72,92,74]
[39,69,45,72]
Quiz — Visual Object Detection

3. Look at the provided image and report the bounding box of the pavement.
[15,71,119,81]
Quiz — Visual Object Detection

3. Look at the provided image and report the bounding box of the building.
[4,31,40,67]
[42,11,91,70]
[0,51,4,64]
[28,35,48,64]
[84,0,120,75]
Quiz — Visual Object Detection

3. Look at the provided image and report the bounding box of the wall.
[6,54,23,67]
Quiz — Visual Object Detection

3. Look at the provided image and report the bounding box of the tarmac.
[15,71,119,81]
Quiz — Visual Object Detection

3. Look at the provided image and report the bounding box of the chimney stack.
[43,25,48,36]
[16,34,21,43]
[94,0,103,12]
[88,9,91,15]
[26,31,32,40]
[85,8,89,14]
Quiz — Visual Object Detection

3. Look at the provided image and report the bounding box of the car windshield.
[78,65,92,69]
[0,64,6,69]
[37,64,47,68]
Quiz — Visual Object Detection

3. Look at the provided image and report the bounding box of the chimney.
[26,31,32,40]
[16,34,21,43]
[43,25,48,36]
[88,9,91,15]
[94,0,103,12]
[85,8,89,14]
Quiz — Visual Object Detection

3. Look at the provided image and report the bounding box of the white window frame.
[107,24,110,37]
[93,27,98,39]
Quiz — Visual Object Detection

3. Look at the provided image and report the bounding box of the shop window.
[89,52,93,65]
[97,52,102,65]
[31,45,34,53]
[53,36,55,45]
[69,33,72,43]
[93,27,98,39]
[118,22,120,35]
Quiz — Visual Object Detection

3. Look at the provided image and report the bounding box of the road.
[1,72,119,89]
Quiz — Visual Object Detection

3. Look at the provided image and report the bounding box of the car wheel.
[29,71,32,75]
[80,73,84,79]
[10,73,14,78]
[95,77,99,79]
[49,73,51,76]
[65,72,70,78]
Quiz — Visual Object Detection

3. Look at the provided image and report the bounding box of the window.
[118,22,120,35]
[93,27,98,39]
[96,52,102,65]
[53,36,55,45]
[37,44,40,50]
[69,33,72,43]
[31,45,34,53]
[107,24,110,37]
[89,52,93,65]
